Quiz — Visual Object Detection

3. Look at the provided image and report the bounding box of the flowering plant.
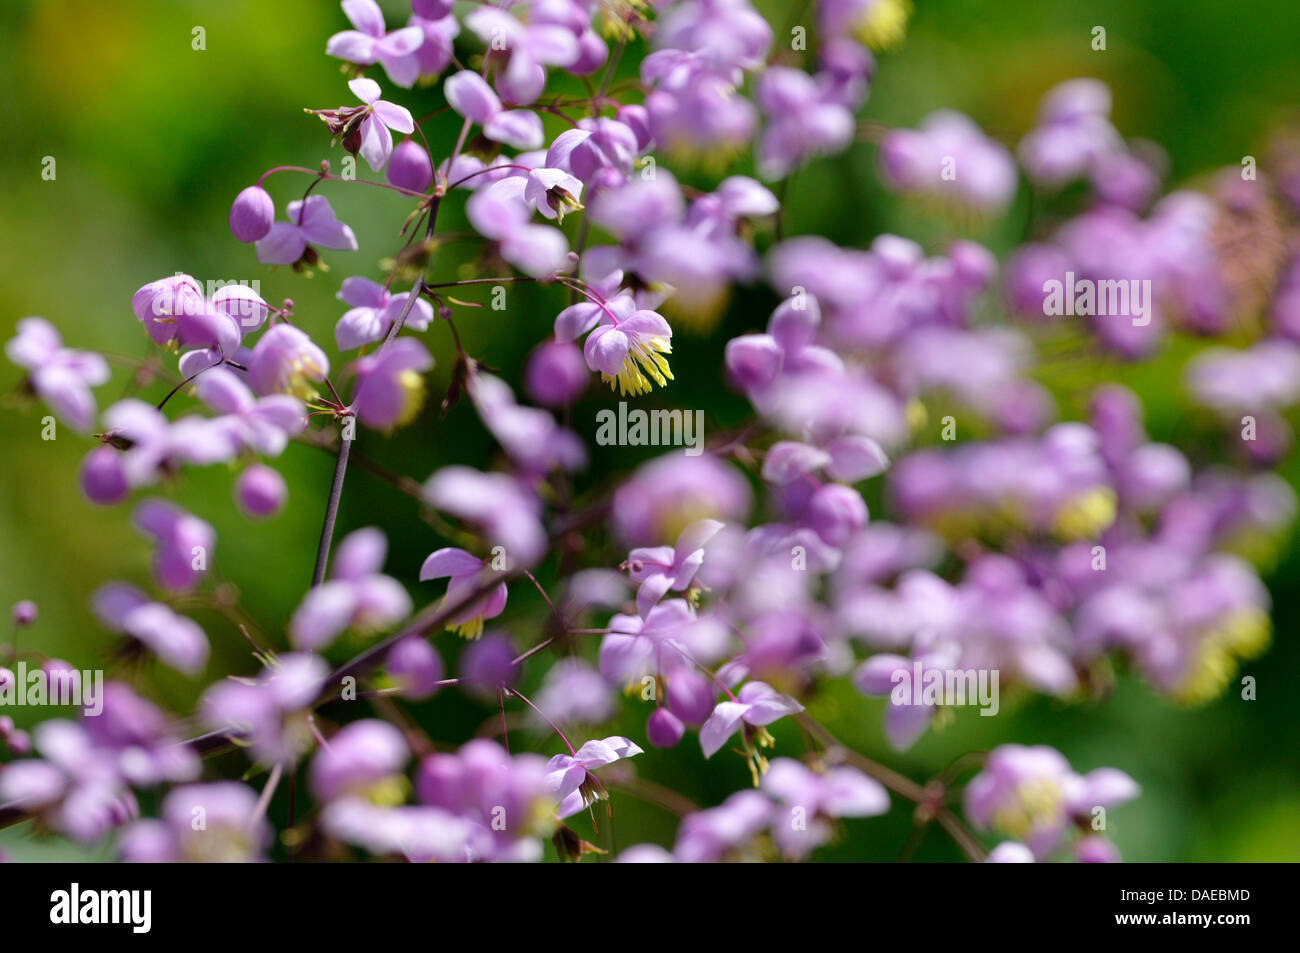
[2,0,1296,864]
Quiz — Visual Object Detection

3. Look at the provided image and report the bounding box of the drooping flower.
[342,77,417,171]
[289,527,412,651]
[193,366,306,456]
[131,500,215,594]
[963,744,1139,860]
[544,736,643,819]
[444,70,545,150]
[419,547,508,639]
[325,0,426,87]
[228,186,275,242]
[761,758,889,858]
[559,297,676,395]
[246,324,330,400]
[256,195,359,267]
[624,518,725,618]
[699,681,804,783]
[350,337,434,430]
[91,583,210,676]
[5,317,108,433]
[462,5,581,105]
[335,275,434,351]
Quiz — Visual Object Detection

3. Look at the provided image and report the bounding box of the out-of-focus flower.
[289,528,412,650]
[5,318,108,433]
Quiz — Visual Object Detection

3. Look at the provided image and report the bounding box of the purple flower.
[101,399,240,488]
[465,177,570,277]
[853,645,963,749]
[130,275,269,354]
[522,167,585,222]
[699,681,804,777]
[544,735,643,819]
[289,527,412,650]
[466,370,586,475]
[385,636,444,700]
[879,110,1017,215]
[92,583,210,676]
[246,324,331,399]
[462,6,582,105]
[755,66,855,180]
[326,0,425,87]
[131,500,215,593]
[532,659,614,729]
[611,452,752,546]
[524,338,587,406]
[625,518,725,618]
[673,789,772,862]
[335,275,434,351]
[350,337,434,430]
[386,138,433,193]
[444,70,545,150]
[0,720,138,845]
[1017,79,1123,189]
[963,744,1138,860]
[310,719,409,802]
[423,466,547,568]
[200,653,328,765]
[419,547,508,639]
[344,77,416,171]
[235,464,288,518]
[256,195,358,267]
[120,782,270,862]
[83,682,200,786]
[761,758,889,857]
[228,186,275,242]
[194,366,305,455]
[598,598,725,684]
[5,317,108,432]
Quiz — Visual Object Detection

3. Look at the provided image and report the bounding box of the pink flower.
[419,547,508,640]
[325,0,425,87]
[256,196,358,267]
[544,736,643,819]
[345,77,416,171]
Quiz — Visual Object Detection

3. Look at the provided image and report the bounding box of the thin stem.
[310,434,351,587]
[507,685,575,755]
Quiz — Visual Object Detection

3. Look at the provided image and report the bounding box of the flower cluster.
[4,0,1296,865]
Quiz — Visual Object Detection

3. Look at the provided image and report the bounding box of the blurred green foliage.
[1,0,1297,861]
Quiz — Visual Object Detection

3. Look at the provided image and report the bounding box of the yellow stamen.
[601,336,674,396]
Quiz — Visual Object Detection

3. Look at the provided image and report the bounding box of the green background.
[1,0,1297,861]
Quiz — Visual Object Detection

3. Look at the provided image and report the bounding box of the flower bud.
[386,139,433,193]
[646,708,685,748]
[387,636,444,700]
[11,600,37,627]
[524,339,587,407]
[229,186,275,243]
[235,464,287,519]
[665,669,715,725]
[80,446,129,505]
